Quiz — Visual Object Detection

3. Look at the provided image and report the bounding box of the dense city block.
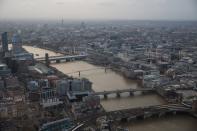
[0,21,197,131]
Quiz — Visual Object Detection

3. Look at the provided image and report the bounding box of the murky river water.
[23,45,197,131]
[23,46,165,110]
[123,114,196,131]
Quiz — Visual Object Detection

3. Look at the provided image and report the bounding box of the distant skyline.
[0,0,197,21]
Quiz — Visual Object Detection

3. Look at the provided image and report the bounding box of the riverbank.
[22,45,197,131]
[24,44,144,82]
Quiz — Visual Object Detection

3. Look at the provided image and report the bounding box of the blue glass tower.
[12,34,22,54]
[1,32,8,52]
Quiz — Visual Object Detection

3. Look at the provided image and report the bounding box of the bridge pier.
[121,117,128,123]
[143,90,154,95]
[129,91,134,96]
[66,59,70,62]
[141,91,151,95]
[158,112,166,118]
[71,58,75,61]
[116,92,121,98]
[173,111,177,115]
[56,59,60,63]
[78,71,81,77]
[127,116,136,122]
[104,94,108,99]
[141,91,146,95]
[144,113,152,119]
[136,115,144,120]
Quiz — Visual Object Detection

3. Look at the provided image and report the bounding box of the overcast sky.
[0,0,197,21]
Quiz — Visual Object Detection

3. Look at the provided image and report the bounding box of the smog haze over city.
[0,0,197,131]
[0,0,197,21]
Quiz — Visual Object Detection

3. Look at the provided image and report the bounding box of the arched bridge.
[91,88,155,98]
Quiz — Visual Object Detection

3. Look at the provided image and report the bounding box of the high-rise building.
[61,18,64,27]
[12,34,22,54]
[1,32,8,52]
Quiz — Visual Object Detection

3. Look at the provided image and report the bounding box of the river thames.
[23,45,197,131]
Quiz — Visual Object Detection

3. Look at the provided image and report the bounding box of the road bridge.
[91,88,155,98]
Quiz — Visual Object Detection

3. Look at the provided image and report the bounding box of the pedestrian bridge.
[65,67,111,76]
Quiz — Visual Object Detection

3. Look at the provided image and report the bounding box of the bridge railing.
[65,67,111,75]
[36,54,88,61]
[91,88,155,96]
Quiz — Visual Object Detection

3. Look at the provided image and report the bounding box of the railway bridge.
[72,104,192,130]
[36,54,88,63]
[106,104,192,122]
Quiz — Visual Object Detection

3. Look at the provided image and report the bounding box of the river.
[23,45,166,111]
[23,45,197,131]
[122,114,196,131]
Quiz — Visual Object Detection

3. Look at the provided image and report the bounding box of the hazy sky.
[0,0,197,21]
